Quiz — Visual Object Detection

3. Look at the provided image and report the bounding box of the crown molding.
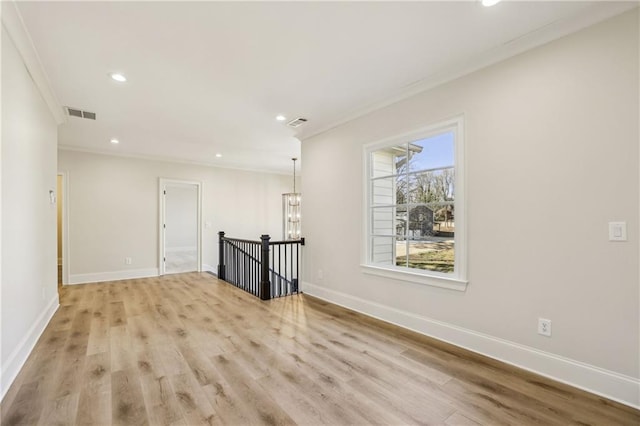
[58,145,295,177]
[1,1,66,124]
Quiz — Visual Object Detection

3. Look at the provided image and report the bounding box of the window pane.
[407,168,455,204]
[433,203,455,235]
[395,174,408,205]
[371,144,407,178]
[371,237,394,265]
[371,207,395,236]
[396,205,408,237]
[409,132,454,172]
[397,239,455,273]
[396,202,456,273]
[395,237,408,268]
[386,202,455,273]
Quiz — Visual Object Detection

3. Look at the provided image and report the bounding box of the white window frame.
[362,116,467,291]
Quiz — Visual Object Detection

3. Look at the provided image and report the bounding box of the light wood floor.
[1,273,638,426]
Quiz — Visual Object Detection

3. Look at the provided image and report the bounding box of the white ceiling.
[16,1,635,174]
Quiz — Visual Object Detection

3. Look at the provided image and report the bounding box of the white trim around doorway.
[158,178,203,275]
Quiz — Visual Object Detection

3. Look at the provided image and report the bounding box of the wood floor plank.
[209,354,297,426]
[156,342,191,376]
[300,321,458,421]
[36,392,79,426]
[109,301,128,327]
[442,377,563,426]
[111,369,148,426]
[267,339,408,425]
[445,411,484,426]
[1,272,638,426]
[86,304,110,356]
[254,347,385,426]
[168,372,217,425]
[76,352,112,426]
[50,310,91,400]
[47,304,75,332]
[123,281,150,318]
[110,324,135,373]
[135,345,167,378]
[13,329,67,387]
[174,340,219,386]
[201,382,255,425]
[138,374,184,426]
[1,381,45,426]
[128,315,154,353]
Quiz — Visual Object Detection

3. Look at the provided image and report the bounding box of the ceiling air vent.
[287,117,308,128]
[67,108,82,118]
[66,107,96,120]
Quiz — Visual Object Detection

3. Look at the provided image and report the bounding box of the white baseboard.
[68,268,159,285]
[1,294,59,401]
[202,264,216,274]
[302,281,640,409]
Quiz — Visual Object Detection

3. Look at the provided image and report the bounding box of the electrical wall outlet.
[317,269,324,281]
[125,257,132,265]
[538,318,552,337]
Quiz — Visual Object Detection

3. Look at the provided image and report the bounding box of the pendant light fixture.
[283,158,301,240]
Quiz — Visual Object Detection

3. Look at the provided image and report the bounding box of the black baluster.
[218,232,225,280]
[260,235,270,300]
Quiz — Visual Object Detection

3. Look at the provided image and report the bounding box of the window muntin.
[366,121,464,284]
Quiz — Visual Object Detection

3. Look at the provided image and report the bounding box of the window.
[363,117,467,290]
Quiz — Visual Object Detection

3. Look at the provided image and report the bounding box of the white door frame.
[57,171,70,285]
[158,178,202,275]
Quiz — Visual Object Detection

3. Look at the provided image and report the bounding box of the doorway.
[56,172,69,286]
[159,179,202,275]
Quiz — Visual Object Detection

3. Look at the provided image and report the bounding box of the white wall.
[1,26,59,398]
[301,10,639,406]
[58,150,295,282]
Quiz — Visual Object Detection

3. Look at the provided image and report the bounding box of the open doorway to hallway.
[159,179,202,275]
[56,174,63,287]
[57,172,69,287]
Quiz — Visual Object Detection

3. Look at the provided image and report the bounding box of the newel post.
[217,231,226,280]
[260,234,271,300]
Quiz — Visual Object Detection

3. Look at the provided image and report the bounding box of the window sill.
[361,264,468,291]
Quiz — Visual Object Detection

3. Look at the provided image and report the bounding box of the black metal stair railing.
[217,231,304,300]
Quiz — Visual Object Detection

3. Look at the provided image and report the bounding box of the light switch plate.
[609,222,627,241]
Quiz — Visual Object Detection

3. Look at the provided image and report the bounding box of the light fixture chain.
[292,157,297,193]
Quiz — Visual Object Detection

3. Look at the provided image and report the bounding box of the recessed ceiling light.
[481,0,501,6]
[110,138,119,144]
[275,115,286,121]
[215,153,222,158]
[109,73,127,82]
